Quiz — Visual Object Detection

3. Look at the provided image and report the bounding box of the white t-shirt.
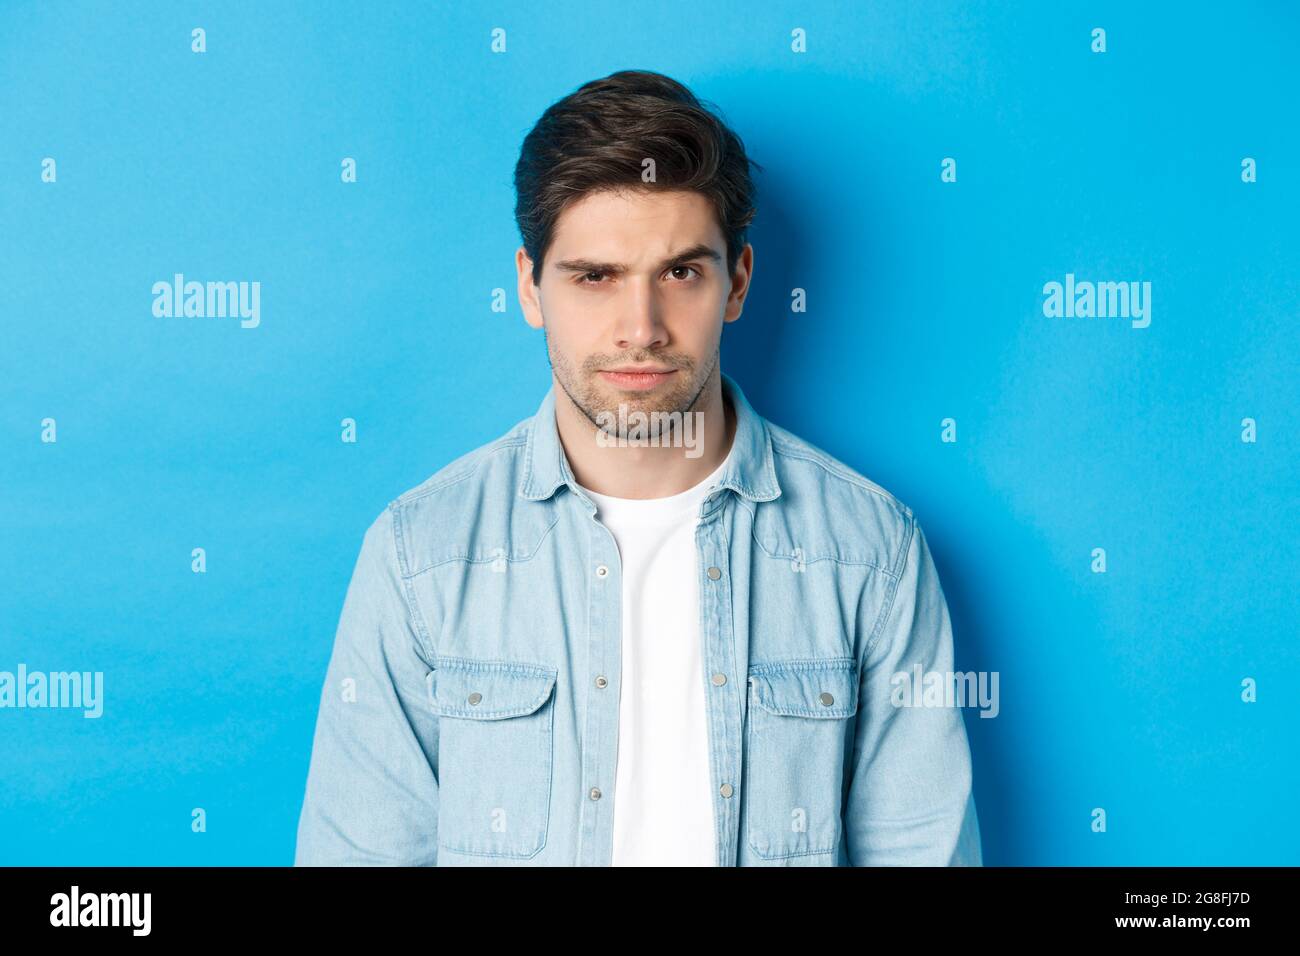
[579,447,734,867]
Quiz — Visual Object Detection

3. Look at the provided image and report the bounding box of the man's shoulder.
[767,420,914,520]
[763,419,917,575]
[366,412,544,576]
[390,414,533,509]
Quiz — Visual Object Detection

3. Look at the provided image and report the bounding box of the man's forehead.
[549,188,723,261]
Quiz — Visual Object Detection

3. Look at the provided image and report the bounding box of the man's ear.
[723,242,754,324]
[517,246,544,329]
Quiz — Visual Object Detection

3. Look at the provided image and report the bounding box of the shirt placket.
[572,485,743,866]
[696,493,742,866]
[577,494,623,866]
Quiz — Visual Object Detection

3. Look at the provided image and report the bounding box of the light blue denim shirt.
[294,372,983,866]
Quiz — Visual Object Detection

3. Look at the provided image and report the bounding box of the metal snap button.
[711,673,727,686]
[819,692,834,706]
[706,566,721,580]
[595,675,608,688]
[468,692,482,705]
[719,783,734,798]
[596,564,609,577]
[589,787,602,800]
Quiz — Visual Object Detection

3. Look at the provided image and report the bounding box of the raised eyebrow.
[662,244,723,270]
[554,244,723,275]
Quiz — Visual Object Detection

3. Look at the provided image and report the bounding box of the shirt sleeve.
[294,504,441,866]
[843,514,983,866]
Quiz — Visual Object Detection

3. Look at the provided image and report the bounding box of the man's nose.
[612,277,667,349]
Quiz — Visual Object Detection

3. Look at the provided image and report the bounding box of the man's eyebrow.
[553,243,723,276]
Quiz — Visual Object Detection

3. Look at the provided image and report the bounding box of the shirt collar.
[518,370,782,504]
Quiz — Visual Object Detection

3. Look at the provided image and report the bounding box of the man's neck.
[554,373,736,500]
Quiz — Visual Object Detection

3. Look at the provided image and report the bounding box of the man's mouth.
[598,368,676,391]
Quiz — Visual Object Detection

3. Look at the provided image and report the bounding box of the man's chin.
[593,396,659,418]
[587,378,653,403]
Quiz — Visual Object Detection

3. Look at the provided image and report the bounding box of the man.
[294,69,982,867]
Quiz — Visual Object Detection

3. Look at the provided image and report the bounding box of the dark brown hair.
[514,69,762,285]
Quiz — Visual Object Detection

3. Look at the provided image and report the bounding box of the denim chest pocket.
[432,656,558,859]
[744,657,860,860]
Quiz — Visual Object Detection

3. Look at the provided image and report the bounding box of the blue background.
[1,0,1296,865]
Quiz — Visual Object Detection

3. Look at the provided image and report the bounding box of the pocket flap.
[748,658,859,718]
[433,656,558,720]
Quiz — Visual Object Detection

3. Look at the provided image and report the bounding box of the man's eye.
[576,267,698,285]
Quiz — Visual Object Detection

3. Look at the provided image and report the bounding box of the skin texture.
[516,187,754,499]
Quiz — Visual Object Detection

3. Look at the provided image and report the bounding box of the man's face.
[518,187,751,438]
